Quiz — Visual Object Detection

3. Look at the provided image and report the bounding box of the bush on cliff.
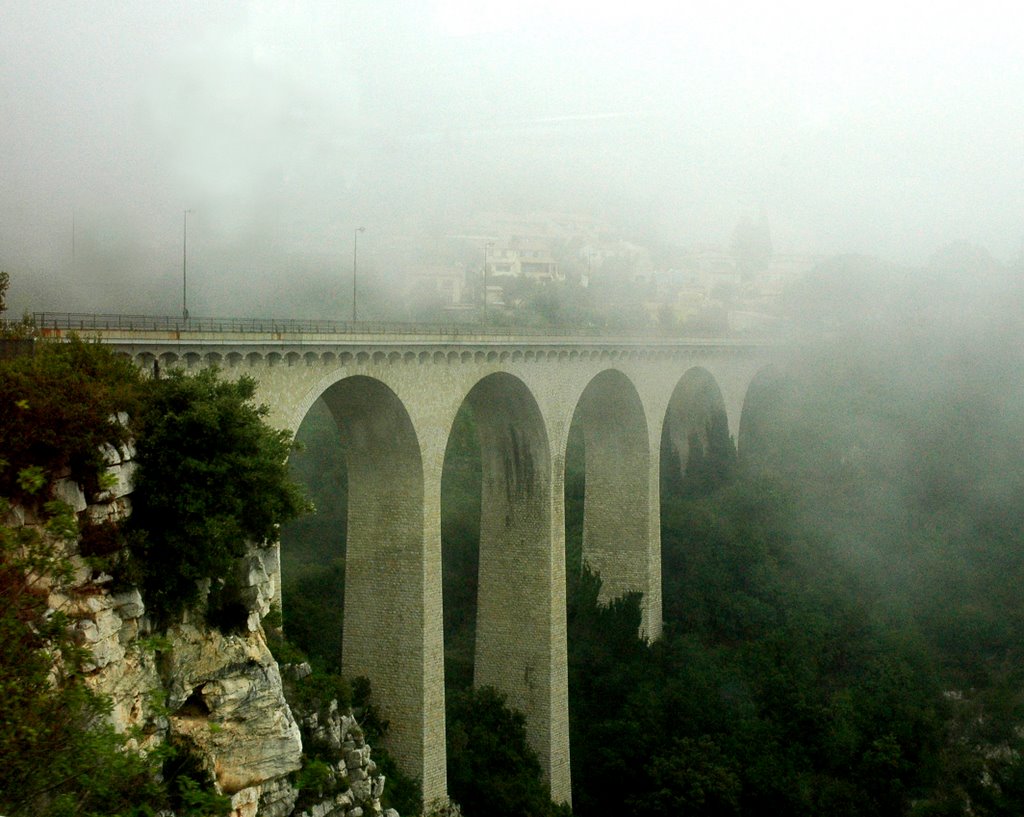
[0,337,141,499]
[0,343,240,815]
[127,368,309,622]
[0,485,168,817]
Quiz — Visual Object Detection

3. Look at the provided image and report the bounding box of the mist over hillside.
[3,2,1023,318]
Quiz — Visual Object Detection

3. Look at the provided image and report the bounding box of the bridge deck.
[33,312,768,348]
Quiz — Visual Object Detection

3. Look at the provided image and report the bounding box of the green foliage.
[279,397,347,667]
[0,337,141,499]
[626,736,742,817]
[0,340,304,815]
[161,746,233,816]
[293,758,335,801]
[127,368,308,621]
[0,483,163,816]
[447,686,566,817]
[279,557,346,669]
[441,402,482,693]
[291,667,353,715]
[566,474,944,817]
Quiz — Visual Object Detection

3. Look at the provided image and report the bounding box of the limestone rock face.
[11,438,405,817]
[164,621,303,794]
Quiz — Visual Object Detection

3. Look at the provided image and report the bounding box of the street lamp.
[483,241,494,321]
[182,209,193,321]
[352,226,365,322]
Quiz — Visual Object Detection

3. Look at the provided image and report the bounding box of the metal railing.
[32,312,749,341]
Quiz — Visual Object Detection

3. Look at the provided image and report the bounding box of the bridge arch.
[661,366,735,496]
[297,375,439,794]
[566,369,656,633]
[448,371,570,800]
[737,365,791,469]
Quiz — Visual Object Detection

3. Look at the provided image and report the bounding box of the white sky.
[1,0,1022,314]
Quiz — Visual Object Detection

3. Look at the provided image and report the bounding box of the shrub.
[0,338,141,499]
[127,368,308,622]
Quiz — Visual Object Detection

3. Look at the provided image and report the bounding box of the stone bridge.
[79,320,776,807]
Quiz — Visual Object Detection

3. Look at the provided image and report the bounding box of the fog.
[2,0,1022,317]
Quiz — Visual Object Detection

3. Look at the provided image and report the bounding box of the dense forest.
[280,249,1024,816]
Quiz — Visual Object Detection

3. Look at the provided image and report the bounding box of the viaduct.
[52,315,778,807]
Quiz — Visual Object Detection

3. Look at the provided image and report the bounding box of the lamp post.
[352,226,365,322]
[483,241,493,321]
[182,209,193,321]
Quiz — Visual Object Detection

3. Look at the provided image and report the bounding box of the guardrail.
[32,312,739,340]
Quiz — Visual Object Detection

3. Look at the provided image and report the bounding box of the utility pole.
[353,226,365,322]
[483,241,493,321]
[183,209,192,321]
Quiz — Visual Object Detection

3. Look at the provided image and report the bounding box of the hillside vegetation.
[0,338,306,816]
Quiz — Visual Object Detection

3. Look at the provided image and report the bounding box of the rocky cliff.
[9,436,400,817]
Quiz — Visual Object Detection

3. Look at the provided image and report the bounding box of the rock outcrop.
[6,436,405,817]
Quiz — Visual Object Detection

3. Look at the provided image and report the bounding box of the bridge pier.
[469,374,572,805]
[322,378,447,803]
[573,370,659,638]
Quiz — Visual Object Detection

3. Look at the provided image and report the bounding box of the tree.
[0,338,142,499]
[446,686,568,817]
[0,487,166,817]
[0,346,226,816]
[127,368,308,622]
[0,270,8,315]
